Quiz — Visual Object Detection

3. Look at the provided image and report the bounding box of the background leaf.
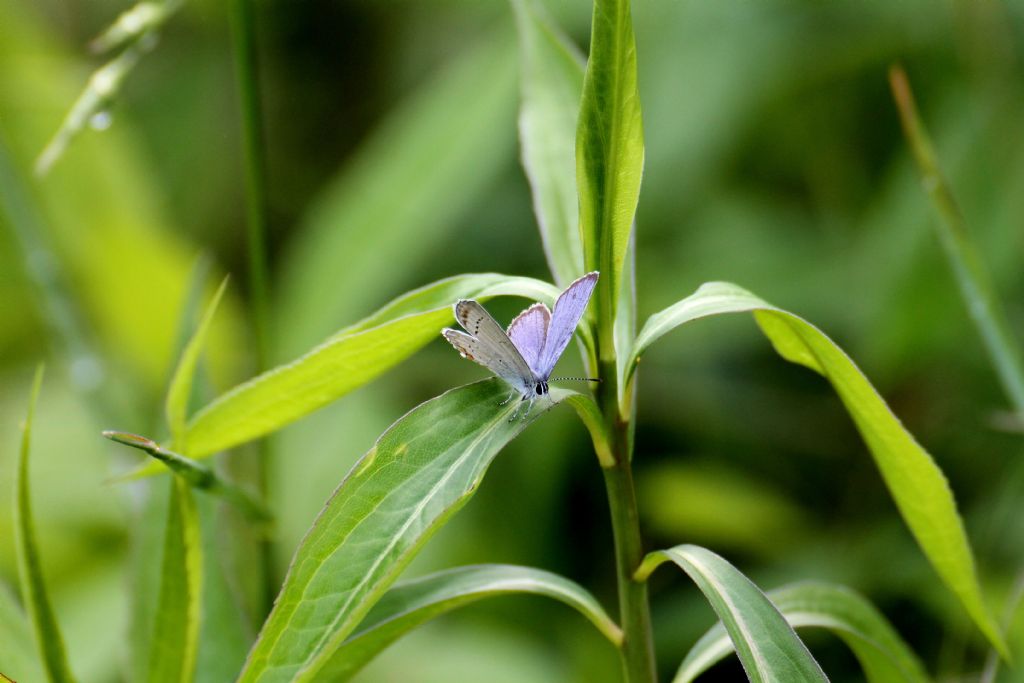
[181,274,559,459]
[636,544,828,682]
[628,281,1006,655]
[146,478,203,683]
[275,31,518,356]
[165,276,228,445]
[576,0,644,352]
[512,0,585,287]
[238,379,570,683]
[14,367,77,683]
[677,581,930,683]
[320,564,622,681]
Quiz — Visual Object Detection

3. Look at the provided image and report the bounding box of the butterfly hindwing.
[443,299,536,395]
[535,271,598,378]
[507,302,551,376]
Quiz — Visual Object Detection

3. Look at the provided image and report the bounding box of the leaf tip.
[103,430,157,451]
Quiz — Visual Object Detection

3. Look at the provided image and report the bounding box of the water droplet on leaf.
[89,110,113,131]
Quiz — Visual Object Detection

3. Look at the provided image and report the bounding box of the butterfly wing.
[506,302,551,376]
[535,271,599,379]
[442,299,536,395]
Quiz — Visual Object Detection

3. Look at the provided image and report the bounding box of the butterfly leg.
[520,396,536,421]
[508,395,528,423]
[498,389,517,406]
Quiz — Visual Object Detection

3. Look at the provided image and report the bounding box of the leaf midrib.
[279,405,512,680]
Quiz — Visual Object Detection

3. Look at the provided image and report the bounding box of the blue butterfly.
[442,272,599,418]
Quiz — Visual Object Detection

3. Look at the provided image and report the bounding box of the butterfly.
[442,272,599,419]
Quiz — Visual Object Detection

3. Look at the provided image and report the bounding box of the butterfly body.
[442,272,599,416]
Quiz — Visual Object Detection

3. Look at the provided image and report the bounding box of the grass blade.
[14,366,78,683]
[576,0,644,354]
[35,0,181,175]
[90,0,183,54]
[237,379,569,682]
[320,564,622,680]
[512,0,586,286]
[147,478,203,683]
[888,65,1024,417]
[178,274,560,459]
[677,581,930,683]
[165,277,229,445]
[636,545,828,683]
[628,281,1007,656]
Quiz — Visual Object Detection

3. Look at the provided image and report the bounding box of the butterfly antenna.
[550,376,602,383]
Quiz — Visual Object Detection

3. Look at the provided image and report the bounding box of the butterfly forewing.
[444,299,536,395]
[535,272,598,378]
[507,302,550,376]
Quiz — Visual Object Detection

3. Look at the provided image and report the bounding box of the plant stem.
[889,65,1024,416]
[228,0,275,615]
[598,358,657,683]
[228,0,271,369]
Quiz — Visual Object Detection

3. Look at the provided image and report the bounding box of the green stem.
[598,358,657,683]
[228,0,271,369]
[889,65,1024,416]
[228,0,275,614]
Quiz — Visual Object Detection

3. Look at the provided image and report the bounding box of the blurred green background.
[2,0,1024,681]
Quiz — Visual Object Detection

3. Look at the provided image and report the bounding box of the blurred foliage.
[1,0,1024,681]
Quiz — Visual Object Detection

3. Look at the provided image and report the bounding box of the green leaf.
[676,581,930,683]
[562,391,614,467]
[576,0,644,355]
[14,366,77,683]
[635,545,828,683]
[889,66,1024,416]
[104,431,271,523]
[180,274,559,459]
[165,276,228,445]
[319,564,623,681]
[0,581,45,682]
[237,379,569,683]
[615,230,638,411]
[627,281,1007,656]
[512,0,585,287]
[147,477,203,683]
[193,496,255,683]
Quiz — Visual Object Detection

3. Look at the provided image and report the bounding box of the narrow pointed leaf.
[165,277,229,445]
[889,66,1024,416]
[104,431,271,522]
[615,230,637,411]
[320,564,622,681]
[562,391,614,467]
[175,274,559,459]
[636,545,828,682]
[147,478,203,683]
[237,379,569,682]
[14,367,77,683]
[677,581,930,683]
[628,281,1006,655]
[512,0,585,286]
[576,0,644,354]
